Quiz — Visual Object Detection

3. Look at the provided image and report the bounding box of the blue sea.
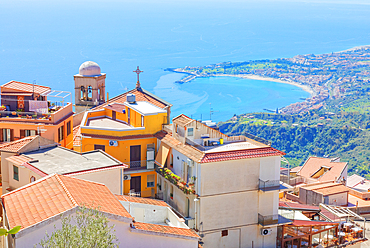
[1,0,370,122]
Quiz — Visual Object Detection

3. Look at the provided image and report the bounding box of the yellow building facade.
[80,92,169,197]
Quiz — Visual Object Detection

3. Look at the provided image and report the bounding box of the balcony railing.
[125,160,155,170]
[258,213,292,227]
[259,179,280,191]
[156,166,195,195]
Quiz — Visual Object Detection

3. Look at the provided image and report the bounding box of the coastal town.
[0,61,369,248]
[170,45,370,115]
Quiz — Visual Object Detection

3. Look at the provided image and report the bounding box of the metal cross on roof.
[133,66,143,89]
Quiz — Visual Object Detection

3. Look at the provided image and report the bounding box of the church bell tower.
[74,61,106,113]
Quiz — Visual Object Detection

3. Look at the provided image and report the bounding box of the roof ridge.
[0,135,37,149]
[54,175,78,207]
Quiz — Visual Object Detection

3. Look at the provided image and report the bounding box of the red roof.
[1,81,51,95]
[132,222,199,239]
[115,195,169,207]
[296,157,347,182]
[93,88,170,110]
[201,147,285,163]
[279,201,320,211]
[2,174,131,230]
[0,136,38,153]
[291,219,338,226]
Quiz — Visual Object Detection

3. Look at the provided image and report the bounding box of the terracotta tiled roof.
[73,125,81,147]
[201,147,285,163]
[93,88,170,110]
[279,201,320,211]
[104,103,126,112]
[154,131,204,163]
[2,174,131,230]
[172,114,193,126]
[0,136,38,153]
[312,184,349,196]
[132,222,199,239]
[296,157,348,182]
[58,175,130,218]
[1,81,51,95]
[291,220,338,226]
[6,155,32,165]
[115,195,169,207]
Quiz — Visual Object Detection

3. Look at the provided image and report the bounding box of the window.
[147,174,155,188]
[30,176,36,183]
[141,115,144,127]
[112,111,116,120]
[221,230,228,237]
[67,121,71,136]
[13,166,19,181]
[1,129,14,142]
[188,128,194,136]
[87,86,93,100]
[94,144,105,152]
[58,125,64,142]
[21,130,36,138]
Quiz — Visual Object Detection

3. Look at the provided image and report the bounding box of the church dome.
[79,61,101,76]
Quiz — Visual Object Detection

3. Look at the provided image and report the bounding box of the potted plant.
[170,193,173,200]
[157,183,161,191]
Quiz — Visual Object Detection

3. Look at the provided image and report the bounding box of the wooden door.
[130,176,141,194]
[130,145,141,168]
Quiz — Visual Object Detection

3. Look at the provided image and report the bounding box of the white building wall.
[199,191,258,231]
[259,156,280,181]
[202,225,277,248]
[69,168,122,195]
[199,158,260,196]
[8,161,43,191]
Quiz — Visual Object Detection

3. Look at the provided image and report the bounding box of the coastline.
[212,74,315,97]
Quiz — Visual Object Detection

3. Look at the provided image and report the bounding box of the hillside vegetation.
[218,110,370,178]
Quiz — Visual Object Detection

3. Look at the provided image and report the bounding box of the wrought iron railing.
[125,160,155,170]
[259,179,280,191]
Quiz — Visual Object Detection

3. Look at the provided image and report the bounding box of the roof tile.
[115,195,169,207]
[0,136,38,153]
[132,222,199,239]
[1,81,51,95]
[201,147,285,163]
[2,174,131,230]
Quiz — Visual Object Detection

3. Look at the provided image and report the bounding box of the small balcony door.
[130,145,141,168]
[130,176,141,194]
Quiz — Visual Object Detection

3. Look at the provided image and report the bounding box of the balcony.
[0,103,73,124]
[258,213,292,227]
[259,179,280,192]
[156,166,195,195]
[125,160,155,171]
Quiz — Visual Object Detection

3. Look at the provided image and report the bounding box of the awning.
[155,143,170,167]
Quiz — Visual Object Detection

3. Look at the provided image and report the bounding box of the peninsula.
[168,45,370,114]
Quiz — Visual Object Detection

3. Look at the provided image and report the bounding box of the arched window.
[80,86,85,100]
[87,86,93,100]
[30,176,36,183]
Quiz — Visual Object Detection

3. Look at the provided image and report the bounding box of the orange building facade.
[78,87,171,197]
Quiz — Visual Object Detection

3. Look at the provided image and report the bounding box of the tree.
[37,206,119,248]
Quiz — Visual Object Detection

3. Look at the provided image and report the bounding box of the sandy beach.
[212,74,315,96]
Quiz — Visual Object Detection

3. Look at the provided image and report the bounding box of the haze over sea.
[1,0,370,122]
